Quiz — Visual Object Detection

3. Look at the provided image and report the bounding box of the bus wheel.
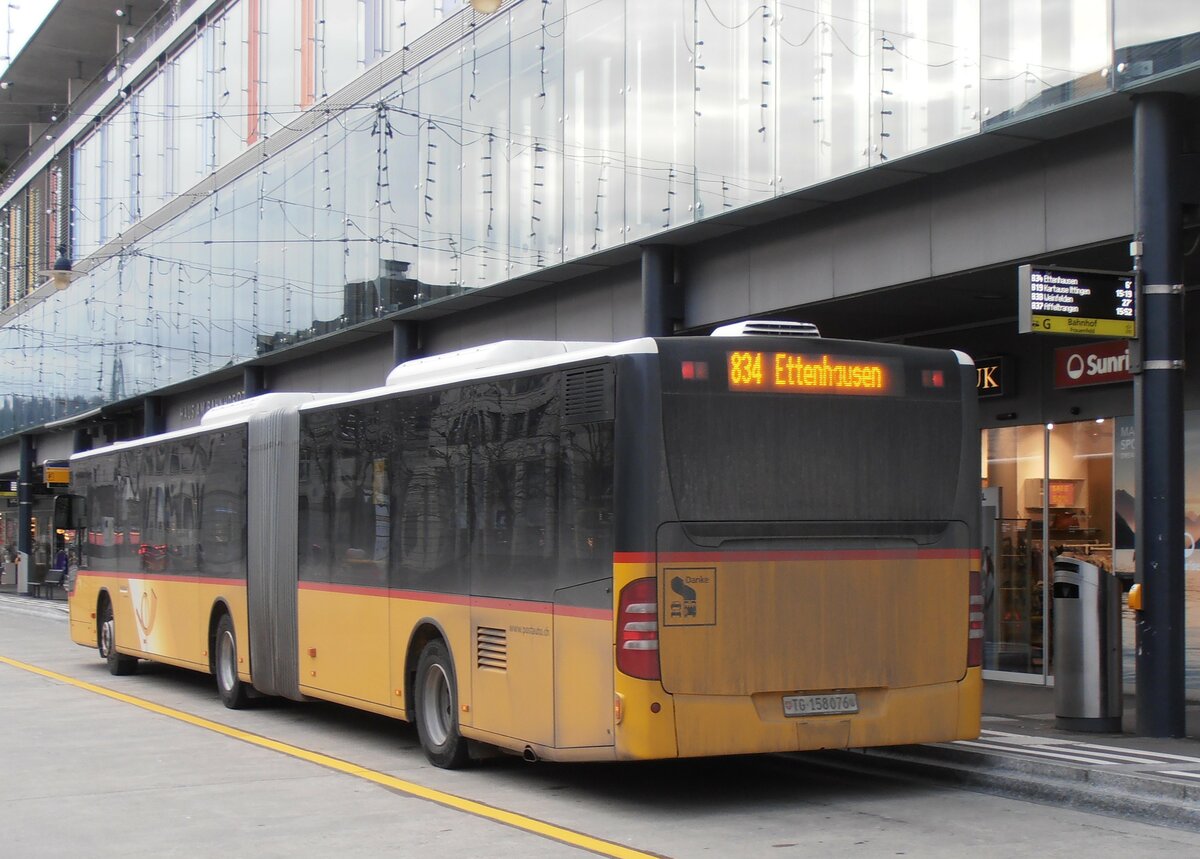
[99,600,137,676]
[415,640,469,769]
[214,614,249,709]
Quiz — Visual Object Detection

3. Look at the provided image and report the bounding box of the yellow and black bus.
[67,321,982,767]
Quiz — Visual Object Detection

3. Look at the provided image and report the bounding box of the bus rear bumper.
[665,669,982,759]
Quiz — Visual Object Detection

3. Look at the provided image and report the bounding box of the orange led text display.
[727,351,892,395]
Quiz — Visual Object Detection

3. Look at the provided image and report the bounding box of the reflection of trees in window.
[299,410,337,581]
[559,420,614,586]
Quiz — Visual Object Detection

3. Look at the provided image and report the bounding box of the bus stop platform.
[842,680,1200,830]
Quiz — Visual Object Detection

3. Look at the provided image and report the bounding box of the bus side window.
[559,421,614,587]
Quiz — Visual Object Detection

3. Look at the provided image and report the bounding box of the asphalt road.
[2,602,1199,858]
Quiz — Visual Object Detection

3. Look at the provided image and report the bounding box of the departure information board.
[1018,265,1136,338]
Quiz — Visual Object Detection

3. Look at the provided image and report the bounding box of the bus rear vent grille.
[563,364,613,423]
[710,320,821,338]
[477,626,508,671]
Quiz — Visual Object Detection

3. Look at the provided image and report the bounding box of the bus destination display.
[1018,265,1136,338]
[727,351,896,395]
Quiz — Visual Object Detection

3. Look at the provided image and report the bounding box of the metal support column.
[641,245,679,338]
[244,365,268,399]
[393,320,420,367]
[1133,92,1186,737]
[143,395,166,437]
[72,427,93,454]
[17,433,34,559]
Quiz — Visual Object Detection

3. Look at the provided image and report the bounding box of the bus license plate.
[782,693,859,717]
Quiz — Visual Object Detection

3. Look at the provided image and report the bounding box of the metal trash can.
[1053,557,1122,732]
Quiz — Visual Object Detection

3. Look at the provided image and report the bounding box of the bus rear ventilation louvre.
[563,365,613,422]
[476,627,508,672]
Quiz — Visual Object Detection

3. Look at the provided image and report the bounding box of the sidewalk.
[853,680,1200,830]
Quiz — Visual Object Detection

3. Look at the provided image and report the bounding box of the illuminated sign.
[1018,265,1136,338]
[44,466,70,486]
[975,356,1011,399]
[727,351,896,395]
[1054,340,1132,389]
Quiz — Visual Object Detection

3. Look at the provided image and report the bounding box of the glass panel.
[419,49,462,298]
[318,0,361,97]
[1114,0,1200,86]
[379,80,421,309]
[208,183,238,362]
[171,37,210,191]
[72,133,101,258]
[284,139,317,341]
[105,104,134,238]
[345,101,382,323]
[981,0,1111,128]
[312,114,350,332]
[257,139,290,340]
[695,0,775,215]
[262,0,299,139]
[870,0,979,164]
[626,2,694,240]
[461,15,509,288]
[777,0,871,191]
[982,424,1046,676]
[213,2,250,167]
[139,73,169,216]
[230,170,262,356]
[564,0,625,256]
[509,0,564,277]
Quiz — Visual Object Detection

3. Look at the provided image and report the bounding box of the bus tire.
[214,614,249,709]
[415,640,470,769]
[99,599,137,676]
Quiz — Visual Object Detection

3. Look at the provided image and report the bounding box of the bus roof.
[307,337,659,412]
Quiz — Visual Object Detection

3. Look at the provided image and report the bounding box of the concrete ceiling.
[0,0,174,168]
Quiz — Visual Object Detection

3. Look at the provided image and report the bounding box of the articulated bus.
[66,321,982,767]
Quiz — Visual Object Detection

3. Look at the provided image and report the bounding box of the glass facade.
[0,0,1199,438]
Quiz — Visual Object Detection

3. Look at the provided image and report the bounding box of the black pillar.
[17,434,34,558]
[393,320,420,366]
[641,245,679,337]
[1133,92,1186,738]
[72,427,93,454]
[143,395,166,437]
[244,365,267,398]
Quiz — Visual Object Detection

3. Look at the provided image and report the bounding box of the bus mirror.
[53,494,86,530]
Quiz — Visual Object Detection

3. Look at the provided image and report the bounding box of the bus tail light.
[922,369,945,388]
[617,577,660,680]
[968,570,983,667]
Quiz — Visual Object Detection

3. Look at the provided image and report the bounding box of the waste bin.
[1052,557,1122,732]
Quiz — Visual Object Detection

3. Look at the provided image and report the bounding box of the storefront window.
[982,420,1114,682]
[982,424,1045,676]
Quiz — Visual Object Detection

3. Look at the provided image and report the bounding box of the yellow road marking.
[0,655,661,859]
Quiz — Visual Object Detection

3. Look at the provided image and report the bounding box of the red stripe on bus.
[299,581,390,598]
[554,604,612,621]
[298,584,595,618]
[615,549,974,563]
[75,570,246,587]
[653,548,977,563]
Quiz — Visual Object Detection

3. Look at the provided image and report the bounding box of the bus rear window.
[660,391,963,523]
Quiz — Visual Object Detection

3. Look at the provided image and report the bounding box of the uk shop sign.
[1054,340,1132,389]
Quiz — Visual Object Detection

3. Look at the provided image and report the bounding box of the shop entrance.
[981,420,1115,684]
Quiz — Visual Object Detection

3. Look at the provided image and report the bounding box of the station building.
[0,0,1198,696]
